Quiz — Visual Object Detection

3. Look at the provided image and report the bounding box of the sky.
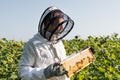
[0,0,120,41]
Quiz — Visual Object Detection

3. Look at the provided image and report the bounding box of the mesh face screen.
[38,7,74,41]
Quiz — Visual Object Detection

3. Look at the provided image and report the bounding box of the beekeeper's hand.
[44,62,68,78]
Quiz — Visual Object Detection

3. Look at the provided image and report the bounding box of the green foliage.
[0,33,120,79]
[0,38,24,80]
[63,33,120,80]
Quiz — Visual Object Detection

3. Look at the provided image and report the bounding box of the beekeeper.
[18,6,74,80]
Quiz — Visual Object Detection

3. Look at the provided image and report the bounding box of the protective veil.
[38,6,74,41]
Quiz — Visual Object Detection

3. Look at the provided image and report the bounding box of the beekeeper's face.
[47,17,64,35]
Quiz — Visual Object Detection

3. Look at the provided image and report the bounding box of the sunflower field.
[0,33,120,80]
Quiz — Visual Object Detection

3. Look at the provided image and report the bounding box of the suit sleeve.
[18,42,47,80]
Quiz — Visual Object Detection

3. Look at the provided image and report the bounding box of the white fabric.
[18,33,70,80]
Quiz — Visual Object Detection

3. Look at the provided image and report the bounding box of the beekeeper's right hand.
[44,62,68,78]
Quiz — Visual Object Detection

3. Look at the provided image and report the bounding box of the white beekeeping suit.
[18,6,74,80]
[18,33,70,80]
